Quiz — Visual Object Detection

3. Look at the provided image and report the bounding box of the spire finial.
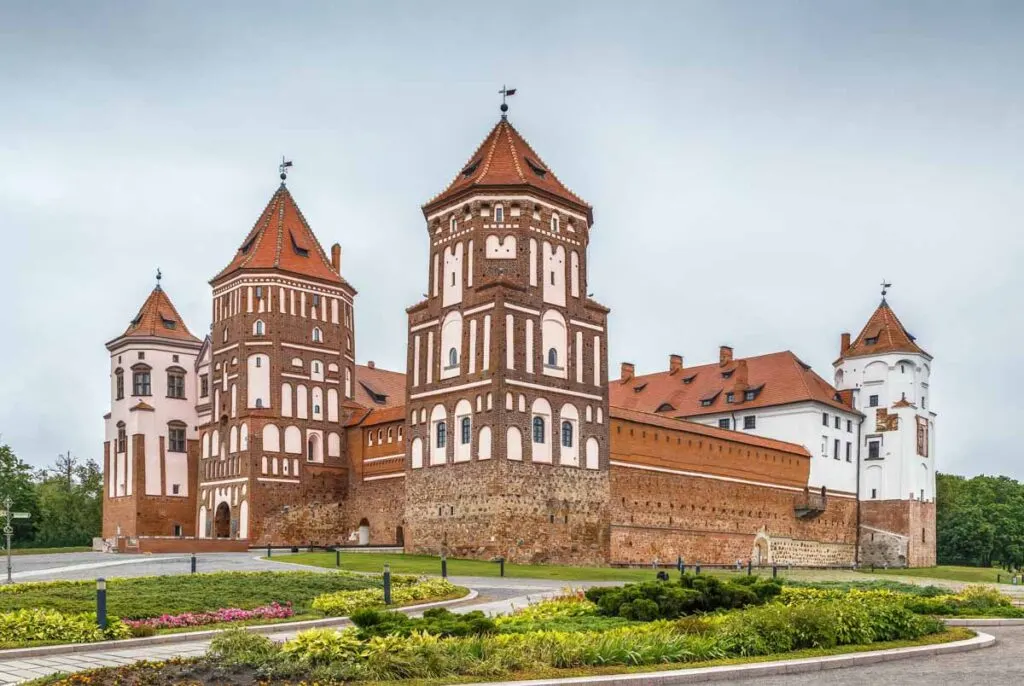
[155,268,162,290]
[498,85,517,119]
[279,156,293,183]
[880,280,892,303]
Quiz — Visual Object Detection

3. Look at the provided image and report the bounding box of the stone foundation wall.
[250,464,349,545]
[609,465,857,566]
[342,474,407,546]
[859,499,936,567]
[404,459,611,565]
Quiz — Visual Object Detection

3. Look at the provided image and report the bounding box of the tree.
[0,443,38,545]
[33,457,103,548]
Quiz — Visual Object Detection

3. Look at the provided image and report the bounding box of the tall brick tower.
[197,172,359,545]
[834,290,936,566]
[404,106,611,564]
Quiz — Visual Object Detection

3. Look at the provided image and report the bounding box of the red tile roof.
[353,363,406,410]
[840,300,929,360]
[424,118,591,219]
[359,405,406,427]
[212,183,350,287]
[611,407,810,456]
[120,285,200,343]
[610,351,857,417]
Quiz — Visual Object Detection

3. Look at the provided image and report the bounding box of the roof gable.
[841,300,928,360]
[120,285,200,343]
[424,118,590,218]
[212,183,348,286]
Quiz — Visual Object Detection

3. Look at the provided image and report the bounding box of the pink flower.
[125,603,294,630]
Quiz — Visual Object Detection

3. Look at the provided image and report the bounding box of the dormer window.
[721,370,733,379]
[725,392,735,403]
[700,399,713,407]
[161,315,176,330]
[550,214,560,233]
[682,374,697,384]
[655,403,674,413]
[865,335,879,345]
[744,390,756,401]
[494,204,504,223]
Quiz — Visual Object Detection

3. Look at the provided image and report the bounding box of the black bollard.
[383,563,392,604]
[96,578,107,630]
[772,564,778,579]
[441,552,448,579]
[190,553,197,574]
[267,544,272,559]
[747,559,752,576]
[677,555,683,573]
[335,549,340,568]
[998,573,1002,584]
[695,563,701,575]
[499,557,505,577]
[681,559,686,575]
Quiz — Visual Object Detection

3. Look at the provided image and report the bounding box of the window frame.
[168,423,187,453]
[436,421,447,449]
[532,416,546,444]
[460,416,471,445]
[743,415,756,430]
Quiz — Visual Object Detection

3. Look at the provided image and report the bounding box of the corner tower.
[403,111,611,564]
[102,274,202,549]
[834,293,936,566]
[199,176,358,545]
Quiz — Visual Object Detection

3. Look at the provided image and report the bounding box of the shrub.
[311,578,461,616]
[620,598,660,621]
[282,627,364,665]
[588,574,768,620]
[351,608,495,639]
[208,627,282,665]
[0,608,130,645]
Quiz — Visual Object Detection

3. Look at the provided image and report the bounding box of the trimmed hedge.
[585,574,782,620]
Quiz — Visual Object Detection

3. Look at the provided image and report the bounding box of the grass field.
[0,571,379,618]
[864,565,1018,585]
[9,547,92,556]
[277,551,734,582]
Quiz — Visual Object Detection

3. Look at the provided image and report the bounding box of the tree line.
[936,472,1024,569]
[0,443,102,548]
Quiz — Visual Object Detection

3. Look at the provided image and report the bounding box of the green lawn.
[277,551,735,582]
[863,565,1017,585]
[0,571,379,618]
[9,547,92,556]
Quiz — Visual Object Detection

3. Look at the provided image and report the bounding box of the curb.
[0,589,477,660]
[944,617,1024,626]
[467,630,995,686]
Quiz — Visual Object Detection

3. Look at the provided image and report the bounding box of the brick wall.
[342,474,407,545]
[859,499,936,567]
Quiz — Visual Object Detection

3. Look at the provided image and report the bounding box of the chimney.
[669,354,683,375]
[719,345,733,366]
[620,362,635,382]
[367,360,375,370]
[840,332,851,356]
[331,243,342,272]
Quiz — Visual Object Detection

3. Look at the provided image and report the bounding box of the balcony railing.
[794,489,827,518]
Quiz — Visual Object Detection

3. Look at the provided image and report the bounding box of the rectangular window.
[436,422,447,448]
[834,416,840,429]
[167,373,185,399]
[744,390,756,401]
[922,396,926,409]
[168,427,186,453]
[868,440,880,459]
[869,395,879,407]
[822,412,828,426]
[871,488,877,499]
[255,286,263,299]
[833,438,840,460]
[115,373,124,400]
[725,392,734,403]
[173,524,182,536]
[744,415,756,430]
[133,371,151,396]
[718,418,730,429]
[171,484,181,495]
[845,442,852,462]
[847,420,852,432]
[821,436,828,457]
[200,374,209,398]
[313,294,321,307]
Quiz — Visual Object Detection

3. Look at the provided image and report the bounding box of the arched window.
[255,398,263,408]
[222,327,229,343]
[533,416,546,444]
[255,357,262,368]
[551,214,560,233]
[449,216,457,233]
[461,416,471,445]
[253,320,265,336]
[116,421,127,453]
[132,364,151,396]
[561,421,574,448]
[494,204,504,223]
[312,327,323,343]
[436,421,447,448]
[114,368,124,400]
[547,348,558,368]
[448,347,458,368]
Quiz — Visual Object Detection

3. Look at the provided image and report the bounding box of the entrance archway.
[358,518,370,546]
[395,526,405,547]
[754,539,768,566]
[214,502,231,539]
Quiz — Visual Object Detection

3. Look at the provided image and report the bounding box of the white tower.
[834,289,936,566]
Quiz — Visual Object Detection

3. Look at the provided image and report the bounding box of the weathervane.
[279,156,293,182]
[499,85,517,119]
[156,268,162,290]
[881,279,892,302]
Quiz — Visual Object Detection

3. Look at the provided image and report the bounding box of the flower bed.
[779,583,1024,617]
[0,608,130,647]
[310,578,461,616]
[123,602,294,631]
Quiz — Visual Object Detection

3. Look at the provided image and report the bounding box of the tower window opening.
[436,421,447,448]
[561,421,573,448]
[448,347,458,368]
[547,348,558,368]
[460,417,471,445]
[551,214,559,233]
[533,416,546,444]
[494,204,504,223]
[312,327,323,343]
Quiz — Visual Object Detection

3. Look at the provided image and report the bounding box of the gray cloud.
[1,1,1021,479]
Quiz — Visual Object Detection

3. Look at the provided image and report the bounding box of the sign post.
[2,497,31,584]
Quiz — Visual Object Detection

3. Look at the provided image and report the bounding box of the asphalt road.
[6,551,286,581]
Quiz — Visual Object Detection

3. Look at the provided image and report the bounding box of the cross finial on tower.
[155,268,162,290]
[881,280,892,303]
[498,85,517,119]
[279,156,293,183]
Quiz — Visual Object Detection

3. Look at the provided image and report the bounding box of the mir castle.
[102,108,937,567]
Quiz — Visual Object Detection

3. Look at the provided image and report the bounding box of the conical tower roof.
[424,118,591,220]
[213,183,348,287]
[841,299,929,360]
[120,282,200,344]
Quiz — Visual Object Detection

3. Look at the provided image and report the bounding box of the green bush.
[311,578,461,616]
[0,608,131,646]
[208,627,282,665]
[351,608,496,639]
[586,574,771,620]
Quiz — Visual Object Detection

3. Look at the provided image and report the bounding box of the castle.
[102,109,936,567]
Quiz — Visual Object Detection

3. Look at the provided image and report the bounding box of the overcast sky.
[1,1,1021,479]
